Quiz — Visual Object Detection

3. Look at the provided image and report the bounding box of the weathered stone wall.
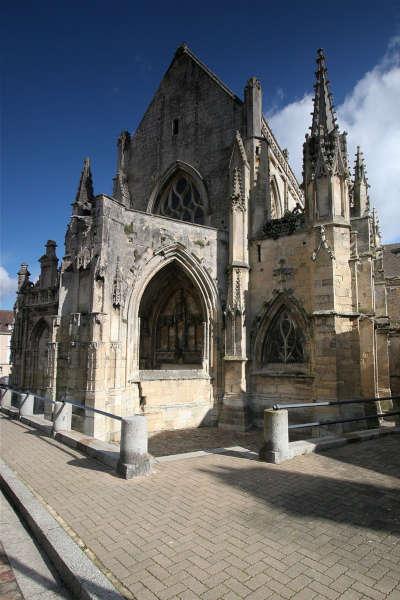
[127,49,243,228]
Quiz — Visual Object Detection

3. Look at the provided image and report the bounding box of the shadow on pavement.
[320,434,400,479]
[198,441,400,535]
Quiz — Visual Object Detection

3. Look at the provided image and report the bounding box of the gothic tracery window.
[157,172,206,225]
[262,308,305,364]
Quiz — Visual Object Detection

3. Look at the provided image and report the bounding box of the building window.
[172,118,179,135]
[262,308,304,364]
[157,171,205,225]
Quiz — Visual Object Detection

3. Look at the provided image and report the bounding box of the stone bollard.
[117,415,152,479]
[0,387,12,408]
[393,397,400,428]
[52,401,72,436]
[259,409,290,464]
[19,393,35,418]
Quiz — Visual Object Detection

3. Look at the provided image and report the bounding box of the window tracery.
[262,308,305,364]
[157,172,205,225]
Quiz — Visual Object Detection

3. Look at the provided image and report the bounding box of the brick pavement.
[1,414,400,600]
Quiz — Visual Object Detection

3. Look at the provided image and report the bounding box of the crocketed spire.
[73,157,94,215]
[303,49,351,223]
[311,48,337,136]
[351,146,370,217]
[303,49,348,182]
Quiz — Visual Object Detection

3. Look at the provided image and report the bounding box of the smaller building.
[383,244,400,396]
[0,310,14,380]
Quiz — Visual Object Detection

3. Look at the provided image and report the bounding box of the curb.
[0,459,125,600]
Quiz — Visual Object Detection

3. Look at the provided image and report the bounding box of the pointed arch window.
[262,308,305,364]
[156,171,206,225]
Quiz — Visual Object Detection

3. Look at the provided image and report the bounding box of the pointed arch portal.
[29,319,50,392]
[139,262,206,370]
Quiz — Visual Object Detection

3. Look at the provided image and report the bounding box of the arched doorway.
[139,262,206,370]
[30,319,50,393]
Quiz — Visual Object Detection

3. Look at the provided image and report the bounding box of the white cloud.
[0,266,17,308]
[269,40,400,243]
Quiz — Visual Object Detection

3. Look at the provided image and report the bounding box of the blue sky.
[1,0,400,308]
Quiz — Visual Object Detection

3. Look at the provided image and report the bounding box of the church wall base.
[218,393,252,432]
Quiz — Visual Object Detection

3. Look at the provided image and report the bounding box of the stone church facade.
[10,46,400,441]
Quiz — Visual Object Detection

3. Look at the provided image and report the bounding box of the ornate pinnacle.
[311,48,338,137]
[351,146,370,216]
[74,157,94,212]
[354,146,368,185]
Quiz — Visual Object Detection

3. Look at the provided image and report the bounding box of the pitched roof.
[0,310,13,333]
[383,243,400,278]
[169,44,242,103]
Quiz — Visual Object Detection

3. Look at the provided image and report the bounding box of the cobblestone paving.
[1,414,400,600]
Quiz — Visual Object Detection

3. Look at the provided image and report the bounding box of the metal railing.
[273,394,400,430]
[0,384,151,479]
[0,385,122,421]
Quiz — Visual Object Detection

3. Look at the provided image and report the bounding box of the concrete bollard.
[259,409,290,464]
[19,393,35,418]
[52,401,72,436]
[117,415,152,479]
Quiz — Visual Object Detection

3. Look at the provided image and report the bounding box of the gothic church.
[10,46,400,441]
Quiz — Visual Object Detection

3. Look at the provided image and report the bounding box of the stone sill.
[251,370,313,379]
[139,369,210,381]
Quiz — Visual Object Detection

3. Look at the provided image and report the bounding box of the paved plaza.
[1,414,400,600]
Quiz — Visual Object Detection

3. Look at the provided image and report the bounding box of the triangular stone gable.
[127,46,243,224]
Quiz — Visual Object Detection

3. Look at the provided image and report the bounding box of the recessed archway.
[139,262,206,370]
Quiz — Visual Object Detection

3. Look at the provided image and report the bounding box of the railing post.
[19,393,35,418]
[259,408,290,463]
[117,415,151,479]
[52,401,72,436]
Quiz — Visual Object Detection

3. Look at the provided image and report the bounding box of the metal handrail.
[273,394,400,411]
[289,411,400,430]
[0,385,122,422]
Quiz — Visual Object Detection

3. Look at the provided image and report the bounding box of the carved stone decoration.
[69,313,81,338]
[234,269,243,313]
[112,257,124,309]
[94,255,107,280]
[263,204,305,239]
[273,259,296,292]
[113,131,131,205]
[76,247,92,270]
[231,168,246,212]
[312,225,335,261]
